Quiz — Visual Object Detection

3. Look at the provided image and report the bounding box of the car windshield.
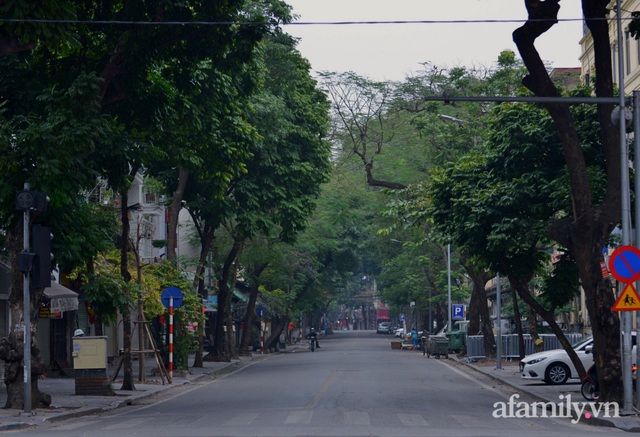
[571,336,592,349]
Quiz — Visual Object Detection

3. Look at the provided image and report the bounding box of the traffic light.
[15,190,49,212]
[31,225,52,289]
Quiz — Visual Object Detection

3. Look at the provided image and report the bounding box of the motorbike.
[308,333,318,351]
[582,362,638,400]
[581,364,598,401]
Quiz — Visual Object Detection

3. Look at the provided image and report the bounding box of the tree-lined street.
[1,0,638,425]
[14,331,620,437]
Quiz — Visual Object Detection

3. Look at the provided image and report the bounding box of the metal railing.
[466,333,583,360]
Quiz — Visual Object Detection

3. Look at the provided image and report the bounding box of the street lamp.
[410,301,416,329]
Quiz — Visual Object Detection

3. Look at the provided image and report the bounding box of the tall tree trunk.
[514,1,622,402]
[476,284,495,359]
[210,239,244,362]
[510,284,525,361]
[85,258,103,336]
[508,272,586,378]
[119,187,135,391]
[527,303,543,353]
[467,283,480,335]
[239,265,267,355]
[166,167,189,262]
[265,315,288,351]
[460,255,496,359]
[225,281,239,360]
[190,223,214,368]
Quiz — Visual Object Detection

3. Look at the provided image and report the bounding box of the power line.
[0,17,603,27]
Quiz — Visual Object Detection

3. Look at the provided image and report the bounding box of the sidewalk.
[0,353,263,432]
[456,357,640,432]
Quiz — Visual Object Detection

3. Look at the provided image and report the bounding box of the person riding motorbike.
[587,363,600,398]
[309,328,320,349]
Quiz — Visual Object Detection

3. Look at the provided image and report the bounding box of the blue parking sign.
[452,304,465,321]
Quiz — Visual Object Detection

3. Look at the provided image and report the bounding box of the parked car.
[520,336,594,385]
[376,322,391,334]
[520,334,636,385]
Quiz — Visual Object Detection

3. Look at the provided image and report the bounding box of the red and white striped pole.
[260,321,265,354]
[169,296,174,379]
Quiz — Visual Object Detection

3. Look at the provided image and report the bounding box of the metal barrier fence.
[466,333,583,360]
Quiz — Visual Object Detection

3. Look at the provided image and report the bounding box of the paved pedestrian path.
[0,353,260,431]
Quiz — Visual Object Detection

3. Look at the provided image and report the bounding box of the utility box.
[72,336,112,396]
[72,336,107,369]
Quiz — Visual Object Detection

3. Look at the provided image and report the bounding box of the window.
[144,191,157,203]
[612,43,618,84]
[625,31,631,75]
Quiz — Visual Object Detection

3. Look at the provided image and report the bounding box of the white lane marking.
[397,413,429,426]
[451,414,490,427]
[344,411,370,425]
[224,412,260,425]
[285,410,313,424]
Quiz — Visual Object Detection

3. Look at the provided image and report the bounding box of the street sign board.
[608,245,640,283]
[613,283,640,311]
[452,304,465,321]
[161,286,183,309]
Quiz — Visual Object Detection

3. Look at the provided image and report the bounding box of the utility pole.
[15,183,49,413]
[21,183,31,414]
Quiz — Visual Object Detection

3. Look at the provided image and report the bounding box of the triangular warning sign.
[613,283,640,311]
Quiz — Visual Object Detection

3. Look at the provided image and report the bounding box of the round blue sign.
[161,286,183,309]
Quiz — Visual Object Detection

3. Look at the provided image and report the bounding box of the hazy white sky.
[283,0,584,80]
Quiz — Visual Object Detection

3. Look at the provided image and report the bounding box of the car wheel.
[544,362,570,385]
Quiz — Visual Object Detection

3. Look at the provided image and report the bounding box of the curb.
[0,360,241,432]
[454,358,627,430]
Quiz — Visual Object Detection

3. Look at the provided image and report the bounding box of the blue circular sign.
[161,286,183,309]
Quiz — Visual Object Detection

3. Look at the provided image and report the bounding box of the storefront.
[36,283,79,375]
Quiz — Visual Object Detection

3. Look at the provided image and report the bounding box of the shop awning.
[233,289,248,303]
[44,283,79,313]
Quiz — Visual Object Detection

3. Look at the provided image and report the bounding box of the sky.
[283,0,584,81]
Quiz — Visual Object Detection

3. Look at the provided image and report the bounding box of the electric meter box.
[72,336,107,369]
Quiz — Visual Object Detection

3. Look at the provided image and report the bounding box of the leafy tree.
[0,0,293,403]
[512,1,623,401]
[321,56,529,351]
[172,30,333,361]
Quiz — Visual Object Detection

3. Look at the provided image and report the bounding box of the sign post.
[608,245,640,413]
[22,192,31,414]
[161,287,183,380]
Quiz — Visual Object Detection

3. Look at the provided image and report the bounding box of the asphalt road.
[13,330,622,437]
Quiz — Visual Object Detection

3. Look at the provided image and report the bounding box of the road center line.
[305,369,336,409]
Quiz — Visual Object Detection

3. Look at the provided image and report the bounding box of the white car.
[520,336,594,385]
[520,334,636,385]
[376,322,390,334]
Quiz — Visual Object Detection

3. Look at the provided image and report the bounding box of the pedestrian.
[411,327,418,348]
